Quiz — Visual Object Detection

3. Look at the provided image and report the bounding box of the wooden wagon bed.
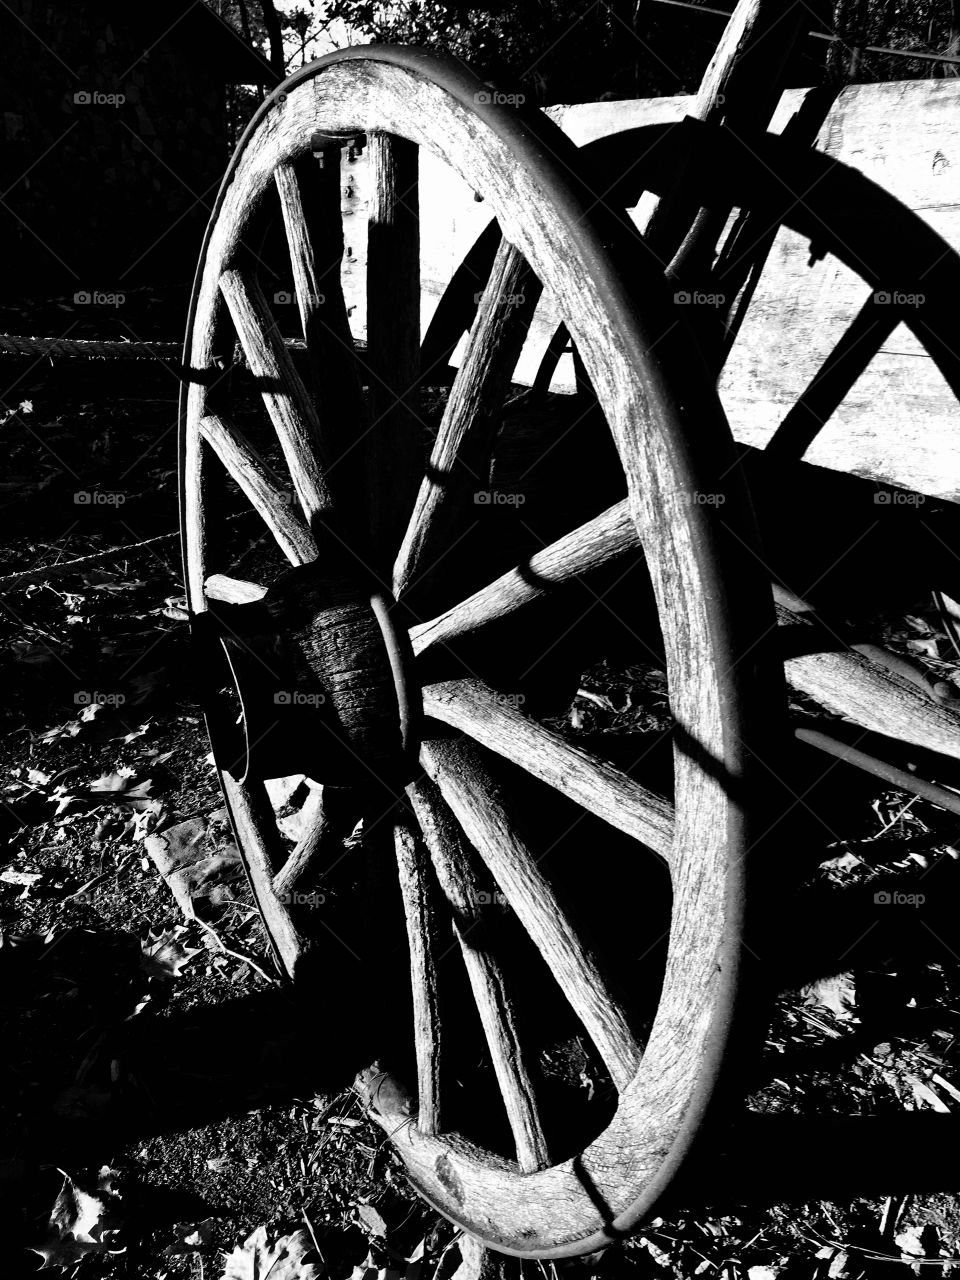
[337,78,960,502]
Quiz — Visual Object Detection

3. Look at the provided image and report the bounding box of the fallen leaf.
[819,849,863,873]
[0,867,42,886]
[141,928,202,979]
[221,1226,321,1279]
[356,1202,388,1237]
[801,972,857,1021]
[145,818,241,919]
[29,1167,122,1269]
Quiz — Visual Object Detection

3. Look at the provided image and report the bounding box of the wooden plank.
[365,132,422,559]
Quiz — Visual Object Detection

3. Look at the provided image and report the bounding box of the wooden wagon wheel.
[178,48,782,1258]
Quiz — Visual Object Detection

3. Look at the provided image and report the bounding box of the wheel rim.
[178,48,780,1258]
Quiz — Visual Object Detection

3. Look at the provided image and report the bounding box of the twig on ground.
[193,916,278,985]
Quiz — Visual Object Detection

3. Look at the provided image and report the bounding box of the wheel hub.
[196,562,420,788]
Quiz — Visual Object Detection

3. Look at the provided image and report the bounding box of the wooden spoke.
[780,603,960,760]
[531,322,571,403]
[423,678,674,861]
[644,0,805,258]
[764,295,899,459]
[408,776,549,1170]
[219,267,333,526]
[275,157,365,496]
[204,574,267,605]
[272,785,362,901]
[422,739,642,1093]
[201,412,317,565]
[411,498,636,657]
[366,132,422,558]
[393,238,542,599]
[394,807,444,1137]
[221,773,307,980]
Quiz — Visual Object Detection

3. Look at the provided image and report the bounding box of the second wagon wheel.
[178,48,783,1258]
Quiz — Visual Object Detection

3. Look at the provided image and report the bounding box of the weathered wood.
[221,772,306,980]
[275,156,366,500]
[393,237,541,599]
[219,267,333,525]
[200,413,318,565]
[366,132,422,559]
[272,785,362,900]
[422,677,674,860]
[644,0,805,257]
[780,605,960,761]
[422,738,642,1093]
[340,80,960,501]
[411,499,636,656]
[204,573,268,605]
[181,52,772,1255]
[408,777,548,1169]
[394,807,443,1136]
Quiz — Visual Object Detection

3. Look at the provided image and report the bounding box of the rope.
[0,334,181,360]
[0,334,307,361]
[0,530,180,590]
[0,509,259,591]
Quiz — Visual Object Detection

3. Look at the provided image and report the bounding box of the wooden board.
[339,79,960,500]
